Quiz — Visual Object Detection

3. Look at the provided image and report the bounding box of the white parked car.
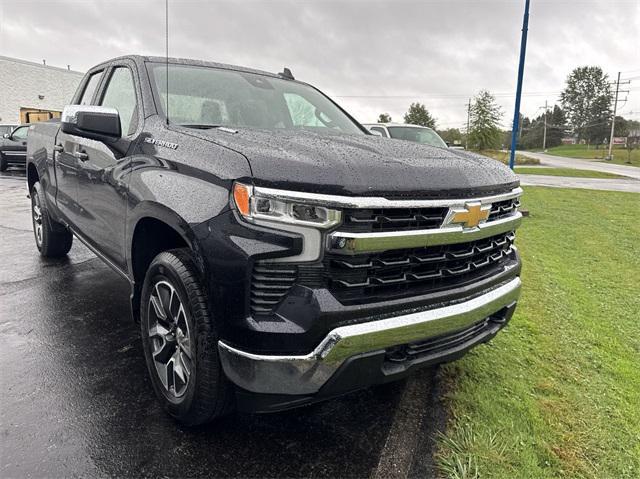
[364,123,448,149]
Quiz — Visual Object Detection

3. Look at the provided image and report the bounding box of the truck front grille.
[340,198,520,233]
[250,262,297,316]
[323,231,516,305]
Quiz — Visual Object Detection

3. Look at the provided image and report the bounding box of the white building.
[0,55,84,124]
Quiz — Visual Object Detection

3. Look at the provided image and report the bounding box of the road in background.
[517,150,640,180]
[518,175,640,193]
[0,169,443,478]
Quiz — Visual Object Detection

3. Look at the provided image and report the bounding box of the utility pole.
[607,72,630,160]
[541,100,548,151]
[508,0,530,170]
[465,98,471,150]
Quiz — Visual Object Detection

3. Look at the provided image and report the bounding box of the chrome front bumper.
[218,277,522,396]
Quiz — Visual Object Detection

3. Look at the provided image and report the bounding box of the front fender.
[127,165,232,226]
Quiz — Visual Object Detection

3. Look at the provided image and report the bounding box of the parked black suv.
[27,56,522,425]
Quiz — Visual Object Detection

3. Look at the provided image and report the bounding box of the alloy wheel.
[32,193,43,247]
[147,280,193,398]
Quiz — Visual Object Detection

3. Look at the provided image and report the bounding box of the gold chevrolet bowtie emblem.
[450,202,491,229]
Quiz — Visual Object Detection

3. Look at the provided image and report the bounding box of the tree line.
[377,65,638,151]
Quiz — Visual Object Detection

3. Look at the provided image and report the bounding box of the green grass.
[514,167,629,179]
[539,145,639,167]
[436,187,640,478]
[476,150,541,166]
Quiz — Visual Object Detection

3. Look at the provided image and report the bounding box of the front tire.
[31,181,73,257]
[140,249,234,425]
[0,154,7,172]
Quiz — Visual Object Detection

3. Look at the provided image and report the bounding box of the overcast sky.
[1,0,638,130]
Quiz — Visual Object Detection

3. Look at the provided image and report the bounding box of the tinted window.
[100,67,138,136]
[148,63,364,135]
[78,72,103,105]
[0,126,14,136]
[11,126,28,140]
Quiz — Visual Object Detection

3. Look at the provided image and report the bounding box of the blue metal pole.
[509,0,530,170]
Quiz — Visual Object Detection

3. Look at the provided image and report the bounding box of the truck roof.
[94,55,284,80]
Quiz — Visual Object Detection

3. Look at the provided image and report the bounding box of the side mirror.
[61,105,121,142]
[2,133,9,139]
[369,129,383,137]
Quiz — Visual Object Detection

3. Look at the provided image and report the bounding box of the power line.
[334,90,563,99]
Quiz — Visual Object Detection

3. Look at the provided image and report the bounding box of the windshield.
[387,126,447,148]
[147,63,364,135]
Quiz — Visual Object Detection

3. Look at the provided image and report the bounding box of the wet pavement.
[0,168,442,478]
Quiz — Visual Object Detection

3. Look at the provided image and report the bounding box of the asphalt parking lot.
[0,167,444,478]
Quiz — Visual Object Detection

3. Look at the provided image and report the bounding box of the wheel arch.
[127,203,202,321]
[27,162,39,192]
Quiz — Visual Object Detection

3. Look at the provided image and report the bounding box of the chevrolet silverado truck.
[26,55,522,425]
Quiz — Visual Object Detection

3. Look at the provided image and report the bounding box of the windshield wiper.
[178,124,223,129]
[177,124,239,134]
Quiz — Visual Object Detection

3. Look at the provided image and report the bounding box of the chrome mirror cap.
[60,105,121,140]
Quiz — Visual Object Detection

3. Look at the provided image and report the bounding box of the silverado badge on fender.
[144,137,179,150]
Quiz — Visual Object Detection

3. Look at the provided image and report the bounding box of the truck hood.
[198,128,519,198]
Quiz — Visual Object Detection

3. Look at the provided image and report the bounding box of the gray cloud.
[1,0,638,129]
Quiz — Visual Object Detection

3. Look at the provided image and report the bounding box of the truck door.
[54,70,104,227]
[74,64,141,272]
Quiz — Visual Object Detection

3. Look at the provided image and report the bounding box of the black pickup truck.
[27,55,522,425]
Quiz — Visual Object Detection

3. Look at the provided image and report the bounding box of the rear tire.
[31,181,73,257]
[140,248,234,425]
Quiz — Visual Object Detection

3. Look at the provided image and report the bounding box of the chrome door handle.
[74,151,89,161]
[53,144,63,153]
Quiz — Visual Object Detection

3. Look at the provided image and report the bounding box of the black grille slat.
[488,198,520,221]
[342,207,448,233]
[250,262,298,317]
[324,231,516,304]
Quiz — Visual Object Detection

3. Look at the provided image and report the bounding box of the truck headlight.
[233,183,341,229]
